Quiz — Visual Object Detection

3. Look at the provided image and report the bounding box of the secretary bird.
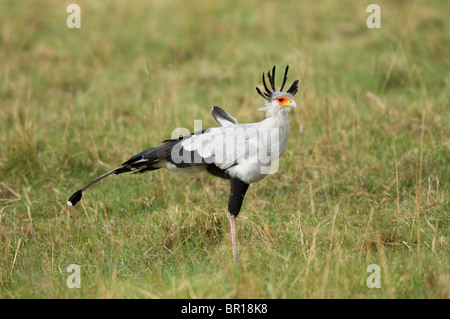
[68,65,299,262]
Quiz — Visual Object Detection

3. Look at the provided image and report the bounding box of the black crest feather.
[256,65,299,100]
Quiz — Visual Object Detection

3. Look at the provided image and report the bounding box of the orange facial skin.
[275,96,293,107]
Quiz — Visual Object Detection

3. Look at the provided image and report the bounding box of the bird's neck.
[263,107,291,126]
[261,108,291,157]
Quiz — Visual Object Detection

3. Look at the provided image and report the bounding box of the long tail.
[67,137,194,207]
[67,166,128,206]
[67,128,211,207]
[67,150,165,207]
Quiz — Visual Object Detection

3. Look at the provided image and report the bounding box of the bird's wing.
[179,123,263,171]
[211,106,238,126]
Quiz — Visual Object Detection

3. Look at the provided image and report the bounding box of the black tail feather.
[67,131,207,207]
[68,189,83,206]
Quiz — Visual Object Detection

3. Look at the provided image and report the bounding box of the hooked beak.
[288,100,296,108]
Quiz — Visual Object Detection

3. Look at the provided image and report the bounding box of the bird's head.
[256,66,299,115]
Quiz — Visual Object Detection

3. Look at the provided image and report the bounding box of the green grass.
[0,0,449,298]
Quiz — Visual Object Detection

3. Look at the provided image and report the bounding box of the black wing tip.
[211,105,223,118]
[67,189,83,206]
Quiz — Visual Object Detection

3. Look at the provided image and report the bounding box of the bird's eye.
[278,97,285,102]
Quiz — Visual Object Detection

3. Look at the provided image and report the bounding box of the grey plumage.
[211,106,238,126]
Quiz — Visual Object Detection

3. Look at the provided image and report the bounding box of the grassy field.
[0,0,448,298]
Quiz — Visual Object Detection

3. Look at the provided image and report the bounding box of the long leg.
[228,178,250,263]
[229,215,238,263]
